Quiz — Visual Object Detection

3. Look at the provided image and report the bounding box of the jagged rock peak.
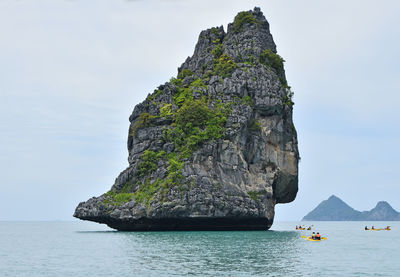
[180,7,277,76]
[74,7,299,231]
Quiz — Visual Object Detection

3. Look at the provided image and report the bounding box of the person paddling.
[311,232,316,240]
[365,226,369,230]
[316,233,321,240]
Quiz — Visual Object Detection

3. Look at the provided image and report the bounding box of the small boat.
[295,226,306,230]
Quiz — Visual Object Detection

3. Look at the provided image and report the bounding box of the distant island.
[303,195,400,221]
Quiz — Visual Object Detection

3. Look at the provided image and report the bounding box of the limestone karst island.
[74,8,299,231]
[303,195,400,221]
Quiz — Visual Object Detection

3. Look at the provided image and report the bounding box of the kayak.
[366,229,390,231]
[302,236,327,241]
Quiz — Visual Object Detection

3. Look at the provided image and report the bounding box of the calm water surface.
[0,221,399,276]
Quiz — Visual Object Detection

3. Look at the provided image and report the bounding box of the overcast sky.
[0,0,399,222]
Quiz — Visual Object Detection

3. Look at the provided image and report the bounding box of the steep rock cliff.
[74,7,299,230]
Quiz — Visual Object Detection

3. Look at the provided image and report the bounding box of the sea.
[0,221,399,276]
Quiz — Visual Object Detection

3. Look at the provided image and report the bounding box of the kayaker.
[364,226,369,230]
[307,227,311,230]
[316,233,321,240]
[372,226,375,230]
[311,232,316,240]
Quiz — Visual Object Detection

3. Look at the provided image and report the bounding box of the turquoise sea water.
[0,221,399,276]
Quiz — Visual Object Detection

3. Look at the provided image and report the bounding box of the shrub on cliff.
[138,150,166,177]
[214,54,237,78]
[233,11,259,32]
[260,50,284,76]
[211,42,223,58]
[175,100,210,130]
[177,69,193,80]
[260,49,289,86]
[131,113,157,137]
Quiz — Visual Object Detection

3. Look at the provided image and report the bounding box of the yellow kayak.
[302,236,327,241]
[365,227,391,231]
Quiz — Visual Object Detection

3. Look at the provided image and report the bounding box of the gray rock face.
[361,201,400,221]
[74,7,299,231]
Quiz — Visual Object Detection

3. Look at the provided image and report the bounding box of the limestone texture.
[74,7,299,231]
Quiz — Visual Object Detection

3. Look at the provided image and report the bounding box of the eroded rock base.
[83,217,273,231]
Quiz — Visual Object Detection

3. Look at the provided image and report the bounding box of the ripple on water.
[1,221,400,276]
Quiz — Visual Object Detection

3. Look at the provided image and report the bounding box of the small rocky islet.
[74,7,299,231]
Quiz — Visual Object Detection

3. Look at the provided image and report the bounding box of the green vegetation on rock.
[134,179,164,205]
[131,113,157,137]
[189,78,207,94]
[214,54,237,78]
[166,98,229,159]
[177,69,193,80]
[241,95,254,107]
[132,76,231,204]
[146,88,163,101]
[166,153,184,183]
[283,90,294,107]
[233,11,259,32]
[210,27,220,36]
[120,180,134,193]
[137,150,166,177]
[247,190,266,201]
[103,191,134,206]
[160,103,173,118]
[175,100,210,130]
[211,42,223,58]
[260,49,287,86]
